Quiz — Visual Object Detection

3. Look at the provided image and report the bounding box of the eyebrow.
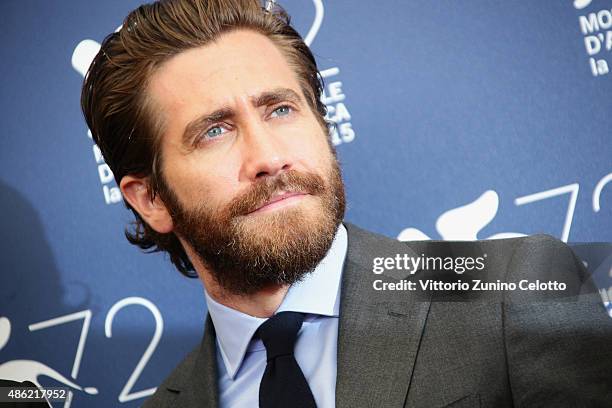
[181,87,303,146]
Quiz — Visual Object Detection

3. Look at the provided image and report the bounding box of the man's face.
[146,29,345,295]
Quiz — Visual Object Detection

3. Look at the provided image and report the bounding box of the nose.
[239,119,292,181]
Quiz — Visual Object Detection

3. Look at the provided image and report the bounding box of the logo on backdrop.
[398,174,611,242]
[573,0,612,77]
[574,0,594,10]
[397,176,612,317]
[397,190,525,242]
[0,298,164,406]
[71,0,355,205]
[0,317,98,407]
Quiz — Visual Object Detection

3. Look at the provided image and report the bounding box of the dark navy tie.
[257,311,317,408]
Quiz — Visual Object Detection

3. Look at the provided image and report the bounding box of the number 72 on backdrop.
[26,297,163,405]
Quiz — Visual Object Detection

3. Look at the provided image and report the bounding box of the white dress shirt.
[204,224,348,408]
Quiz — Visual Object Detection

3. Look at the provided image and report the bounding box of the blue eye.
[271,105,292,118]
[205,125,227,139]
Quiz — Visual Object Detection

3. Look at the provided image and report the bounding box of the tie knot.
[257,311,305,361]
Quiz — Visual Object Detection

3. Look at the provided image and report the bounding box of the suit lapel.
[165,223,431,408]
[336,223,432,408]
[170,315,219,408]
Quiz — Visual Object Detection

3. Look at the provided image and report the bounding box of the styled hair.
[81,0,327,276]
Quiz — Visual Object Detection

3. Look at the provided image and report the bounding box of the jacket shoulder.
[141,346,200,408]
[506,233,594,294]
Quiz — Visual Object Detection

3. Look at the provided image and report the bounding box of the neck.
[205,274,288,318]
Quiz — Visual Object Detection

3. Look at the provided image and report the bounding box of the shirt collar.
[204,223,348,379]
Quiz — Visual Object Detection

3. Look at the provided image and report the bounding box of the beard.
[159,154,346,296]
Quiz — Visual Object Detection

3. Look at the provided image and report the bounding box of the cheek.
[283,123,332,170]
[163,153,242,208]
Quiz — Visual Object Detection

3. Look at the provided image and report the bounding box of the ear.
[120,175,174,234]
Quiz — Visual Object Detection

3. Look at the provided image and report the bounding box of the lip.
[248,191,308,214]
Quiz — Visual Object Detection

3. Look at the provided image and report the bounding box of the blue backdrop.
[1,1,611,407]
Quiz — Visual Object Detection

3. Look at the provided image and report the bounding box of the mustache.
[227,169,327,217]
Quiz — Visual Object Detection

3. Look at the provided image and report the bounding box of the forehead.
[146,29,303,128]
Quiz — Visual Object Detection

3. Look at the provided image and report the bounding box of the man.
[81,0,612,407]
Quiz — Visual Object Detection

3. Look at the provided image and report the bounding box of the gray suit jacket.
[142,223,612,408]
